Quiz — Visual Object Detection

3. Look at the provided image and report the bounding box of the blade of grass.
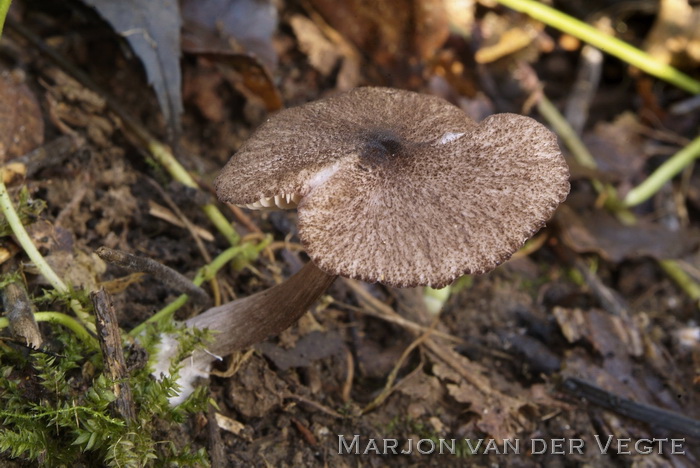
[535,94,636,224]
[0,174,95,331]
[129,237,271,337]
[0,311,98,349]
[623,134,700,207]
[493,0,700,94]
[0,0,11,37]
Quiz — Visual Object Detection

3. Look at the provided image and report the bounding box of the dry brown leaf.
[182,0,278,70]
[308,0,448,75]
[289,15,340,77]
[257,331,344,371]
[556,205,700,263]
[553,307,643,358]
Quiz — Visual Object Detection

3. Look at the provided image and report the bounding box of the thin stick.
[561,377,700,438]
[493,0,700,94]
[361,327,433,414]
[96,246,210,306]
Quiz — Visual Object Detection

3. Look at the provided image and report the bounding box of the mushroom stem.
[153,261,337,405]
[186,261,337,356]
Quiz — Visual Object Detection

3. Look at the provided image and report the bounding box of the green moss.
[0,323,210,467]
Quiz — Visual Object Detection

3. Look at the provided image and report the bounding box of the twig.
[575,258,630,318]
[341,280,465,345]
[207,403,226,468]
[145,178,211,262]
[565,45,603,135]
[7,135,76,179]
[96,246,210,307]
[91,288,136,424]
[493,0,700,94]
[361,325,433,414]
[284,393,346,419]
[561,377,700,438]
[145,178,222,306]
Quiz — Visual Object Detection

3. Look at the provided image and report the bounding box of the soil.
[1,0,699,467]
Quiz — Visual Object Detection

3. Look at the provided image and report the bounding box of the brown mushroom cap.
[215,87,569,288]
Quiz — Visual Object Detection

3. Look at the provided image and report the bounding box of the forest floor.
[1,0,699,467]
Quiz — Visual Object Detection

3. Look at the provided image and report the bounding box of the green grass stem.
[1,175,95,330]
[0,0,11,37]
[0,177,68,292]
[623,134,700,207]
[129,239,270,337]
[494,0,700,94]
[0,311,98,348]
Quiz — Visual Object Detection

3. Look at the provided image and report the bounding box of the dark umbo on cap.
[215,87,570,288]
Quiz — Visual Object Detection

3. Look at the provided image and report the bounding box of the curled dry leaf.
[82,0,183,132]
[181,0,278,70]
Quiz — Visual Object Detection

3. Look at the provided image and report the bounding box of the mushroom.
[157,87,569,403]
[216,87,569,286]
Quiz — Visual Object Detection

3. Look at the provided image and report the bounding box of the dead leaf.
[553,307,643,358]
[289,15,341,77]
[556,205,700,262]
[82,0,183,132]
[215,413,251,440]
[582,113,647,184]
[258,331,344,371]
[43,250,107,291]
[307,0,449,79]
[0,70,44,161]
[181,0,278,71]
[476,12,551,65]
[99,272,146,295]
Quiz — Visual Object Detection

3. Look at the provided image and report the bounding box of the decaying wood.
[91,287,136,423]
